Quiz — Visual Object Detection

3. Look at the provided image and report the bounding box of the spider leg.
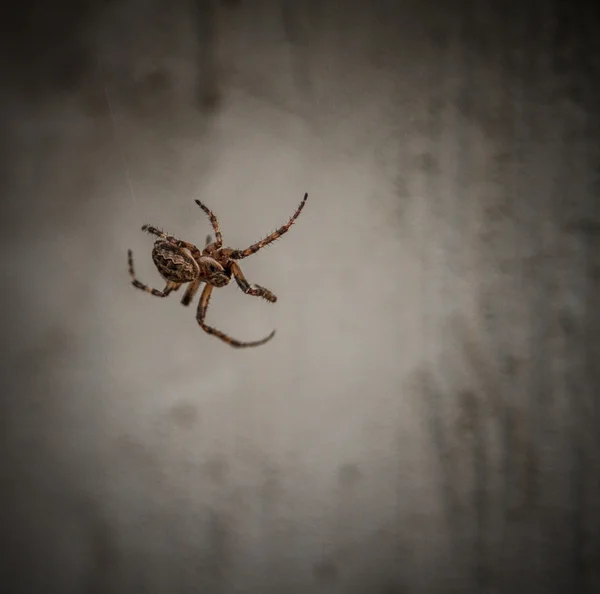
[141,226,200,261]
[141,225,166,238]
[205,234,212,247]
[128,250,180,297]
[196,284,275,348]
[230,261,277,303]
[229,192,308,260]
[181,278,202,306]
[142,225,186,246]
[194,200,223,247]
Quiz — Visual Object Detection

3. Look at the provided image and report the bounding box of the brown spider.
[127,192,308,348]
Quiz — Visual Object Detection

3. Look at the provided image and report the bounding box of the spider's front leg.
[128,250,181,297]
[229,192,308,259]
[230,261,277,303]
[196,284,275,348]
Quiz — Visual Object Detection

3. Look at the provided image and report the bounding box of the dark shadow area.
[414,312,599,594]
[0,1,97,98]
[193,0,221,110]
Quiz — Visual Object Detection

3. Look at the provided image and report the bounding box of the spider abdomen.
[151,241,198,283]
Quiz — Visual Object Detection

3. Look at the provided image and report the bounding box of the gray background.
[1,1,599,592]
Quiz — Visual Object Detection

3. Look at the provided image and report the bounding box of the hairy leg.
[128,250,179,297]
[229,192,308,259]
[194,200,223,247]
[230,261,277,303]
[181,278,202,306]
[196,284,275,348]
[141,225,168,239]
[141,225,194,252]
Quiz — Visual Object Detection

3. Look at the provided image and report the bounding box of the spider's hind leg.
[141,225,165,238]
[128,249,179,297]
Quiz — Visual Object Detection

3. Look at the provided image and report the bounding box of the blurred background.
[1,0,598,592]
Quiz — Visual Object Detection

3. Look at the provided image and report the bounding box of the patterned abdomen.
[151,241,198,283]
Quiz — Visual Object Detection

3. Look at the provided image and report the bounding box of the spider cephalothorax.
[127,193,308,348]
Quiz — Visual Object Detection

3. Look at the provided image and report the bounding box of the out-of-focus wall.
[1,1,598,593]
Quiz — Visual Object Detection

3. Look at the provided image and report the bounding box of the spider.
[127,192,308,348]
